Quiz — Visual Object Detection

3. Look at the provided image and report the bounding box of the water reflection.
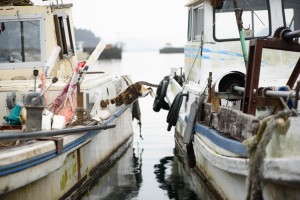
[154,155,198,200]
[133,147,143,190]
[82,144,143,200]
[171,144,220,200]
[81,124,221,200]
[82,145,204,200]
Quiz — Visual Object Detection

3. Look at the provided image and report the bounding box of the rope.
[0,141,16,148]
[244,110,293,200]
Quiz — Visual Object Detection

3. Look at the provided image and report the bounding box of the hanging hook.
[235,8,250,31]
[243,24,250,31]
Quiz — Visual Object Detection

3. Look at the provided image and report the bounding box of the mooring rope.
[244,110,294,200]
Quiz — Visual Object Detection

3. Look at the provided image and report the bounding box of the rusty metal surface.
[295,81,300,109]
[0,125,22,131]
[37,137,63,155]
[207,72,212,103]
[76,82,84,124]
[59,135,133,200]
[287,58,300,88]
[243,39,300,115]
[77,149,81,180]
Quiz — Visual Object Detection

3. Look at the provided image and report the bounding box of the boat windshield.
[213,0,270,41]
[0,20,41,64]
[283,0,300,31]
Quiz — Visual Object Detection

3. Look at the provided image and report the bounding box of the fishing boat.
[159,43,184,54]
[0,1,134,199]
[155,0,300,199]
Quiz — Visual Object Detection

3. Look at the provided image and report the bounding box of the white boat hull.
[0,107,133,200]
[174,109,300,200]
[0,3,135,199]
[166,75,300,200]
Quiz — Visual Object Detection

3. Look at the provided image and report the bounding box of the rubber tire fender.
[153,76,170,112]
[166,92,187,131]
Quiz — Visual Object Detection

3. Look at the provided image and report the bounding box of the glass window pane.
[23,20,41,62]
[0,20,41,63]
[253,10,270,36]
[214,0,270,41]
[283,0,300,31]
[63,18,73,54]
[58,17,67,54]
[215,12,239,39]
[0,21,22,63]
[187,9,192,41]
[193,6,204,40]
[56,16,74,56]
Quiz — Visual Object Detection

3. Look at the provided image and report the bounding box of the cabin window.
[193,5,204,41]
[213,0,271,41]
[0,20,41,64]
[54,15,74,58]
[283,0,300,31]
[187,8,192,41]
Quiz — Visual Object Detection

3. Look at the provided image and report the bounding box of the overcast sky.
[33,0,188,51]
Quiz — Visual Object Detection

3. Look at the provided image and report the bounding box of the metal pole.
[264,90,297,98]
[20,21,25,62]
[282,30,300,41]
[233,0,248,69]
[233,85,300,98]
[0,124,115,141]
[233,85,245,93]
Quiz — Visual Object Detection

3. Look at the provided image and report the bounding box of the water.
[82,52,215,200]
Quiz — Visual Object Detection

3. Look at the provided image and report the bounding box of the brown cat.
[100,81,159,109]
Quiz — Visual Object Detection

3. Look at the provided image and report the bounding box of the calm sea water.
[82,51,216,200]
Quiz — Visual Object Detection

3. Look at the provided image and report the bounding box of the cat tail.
[138,81,160,88]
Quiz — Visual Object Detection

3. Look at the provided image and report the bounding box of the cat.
[97,81,160,122]
[100,81,159,109]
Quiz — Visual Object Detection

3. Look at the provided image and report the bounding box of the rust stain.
[77,149,81,180]
[60,170,68,190]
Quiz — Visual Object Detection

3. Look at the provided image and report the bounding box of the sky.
[33,0,188,51]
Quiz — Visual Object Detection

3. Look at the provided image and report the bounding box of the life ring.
[153,76,170,112]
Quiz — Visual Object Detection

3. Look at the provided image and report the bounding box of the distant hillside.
[74,28,122,59]
[74,28,100,48]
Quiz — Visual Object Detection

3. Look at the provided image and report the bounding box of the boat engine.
[24,93,46,132]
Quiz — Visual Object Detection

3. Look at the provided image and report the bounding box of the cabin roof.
[50,3,73,9]
[185,0,204,7]
[0,0,33,6]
